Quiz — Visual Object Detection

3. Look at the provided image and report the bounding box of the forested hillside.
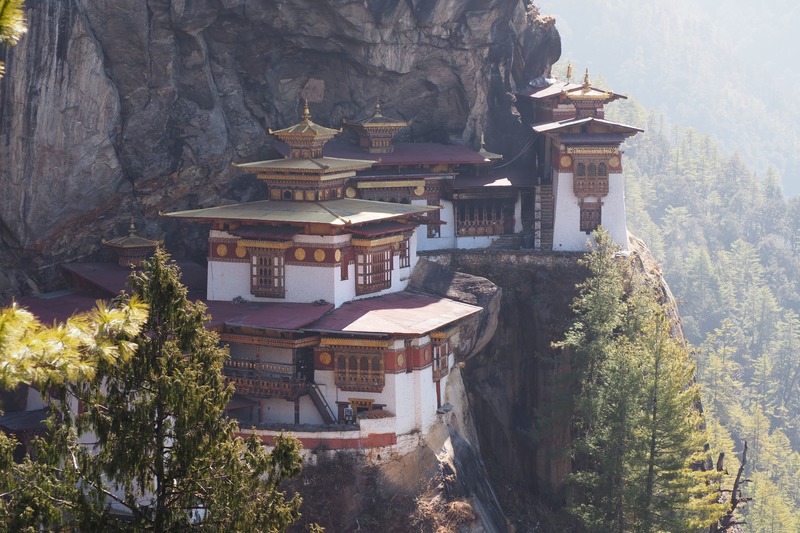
[608,96,800,531]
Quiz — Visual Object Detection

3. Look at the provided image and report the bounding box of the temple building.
[6,72,641,453]
[160,102,482,447]
[515,68,643,251]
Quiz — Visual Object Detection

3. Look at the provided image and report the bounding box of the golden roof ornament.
[269,99,341,158]
[344,100,408,154]
[566,63,573,82]
[583,68,591,88]
[102,218,162,267]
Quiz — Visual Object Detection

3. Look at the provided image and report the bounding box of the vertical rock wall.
[0,0,560,295]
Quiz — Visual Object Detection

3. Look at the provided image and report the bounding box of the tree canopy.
[1,249,304,531]
[557,230,723,532]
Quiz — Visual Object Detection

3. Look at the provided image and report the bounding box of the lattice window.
[251,252,285,298]
[335,353,385,392]
[398,238,411,268]
[431,337,451,381]
[580,202,602,233]
[355,246,393,295]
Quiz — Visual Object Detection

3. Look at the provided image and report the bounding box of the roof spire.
[566,62,573,82]
[375,99,383,116]
[128,217,137,236]
[301,98,311,122]
[583,68,591,88]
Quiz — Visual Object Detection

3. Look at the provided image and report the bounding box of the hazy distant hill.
[539,0,800,196]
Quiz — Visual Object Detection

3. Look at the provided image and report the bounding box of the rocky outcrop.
[0,0,560,296]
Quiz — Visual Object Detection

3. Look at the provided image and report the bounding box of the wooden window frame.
[250,251,286,298]
[355,245,393,295]
[335,352,385,392]
[398,237,411,268]
[579,201,602,234]
[431,337,451,381]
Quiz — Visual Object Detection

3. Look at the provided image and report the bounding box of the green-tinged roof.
[269,100,341,141]
[344,101,408,128]
[102,221,162,249]
[235,156,375,175]
[162,199,437,226]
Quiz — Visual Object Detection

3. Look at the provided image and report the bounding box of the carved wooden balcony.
[223,359,306,400]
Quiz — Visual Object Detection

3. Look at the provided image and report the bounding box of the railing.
[335,369,385,392]
[224,360,306,400]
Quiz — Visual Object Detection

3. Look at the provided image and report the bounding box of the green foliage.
[0,298,147,389]
[558,231,723,532]
[1,249,304,531]
[611,97,800,528]
[0,0,26,77]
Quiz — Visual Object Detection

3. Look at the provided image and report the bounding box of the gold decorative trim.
[356,179,426,190]
[294,248,307,260]
[314,249,326,262]
[219,333,320,348]
[320,337,391,348]
[241,240,293,250]
[352,234,404,247]
[566,147,618,156]
[430,326,459,339]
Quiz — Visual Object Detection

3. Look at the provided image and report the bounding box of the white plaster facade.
[207,232,419,306]
[552,170,628,252]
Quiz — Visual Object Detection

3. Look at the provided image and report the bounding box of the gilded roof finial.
[375,99,383,117]
[480,132,487,148]
[566,63,573,82]
[583,68,591,88]
[128,217,137,236]
[301,98,312,122]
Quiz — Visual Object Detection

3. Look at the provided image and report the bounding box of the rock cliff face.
[0,0,560,296]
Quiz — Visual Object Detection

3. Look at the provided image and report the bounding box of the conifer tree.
[40,248,303,531]
[558,230,723,532]
[0,0,26,78]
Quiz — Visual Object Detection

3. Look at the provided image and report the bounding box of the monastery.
[3,70,641,455]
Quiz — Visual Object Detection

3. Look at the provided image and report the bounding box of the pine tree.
[41,249,303,531]
[559,230,724,532]
[0,0,26,78]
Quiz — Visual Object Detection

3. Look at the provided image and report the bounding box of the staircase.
[307,383,336,424]
[538,184,554,250]
[489,233,522,250]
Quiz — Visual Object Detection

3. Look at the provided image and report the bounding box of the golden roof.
[344,101,408,129]
[562,69,614,101]
[102,220,162,249]
[269,100,341,144]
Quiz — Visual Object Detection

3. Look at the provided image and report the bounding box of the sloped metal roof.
[307,291,482,335]
[163,199,437,226]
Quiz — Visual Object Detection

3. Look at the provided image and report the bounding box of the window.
[431,337,451,381]
[398,238,410,268]
[251,252,285,298]
[427,209,441,238]
[355,246,393,295]
[335,353,385,392]
[580,202,602,233]
[576,162,586,176]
